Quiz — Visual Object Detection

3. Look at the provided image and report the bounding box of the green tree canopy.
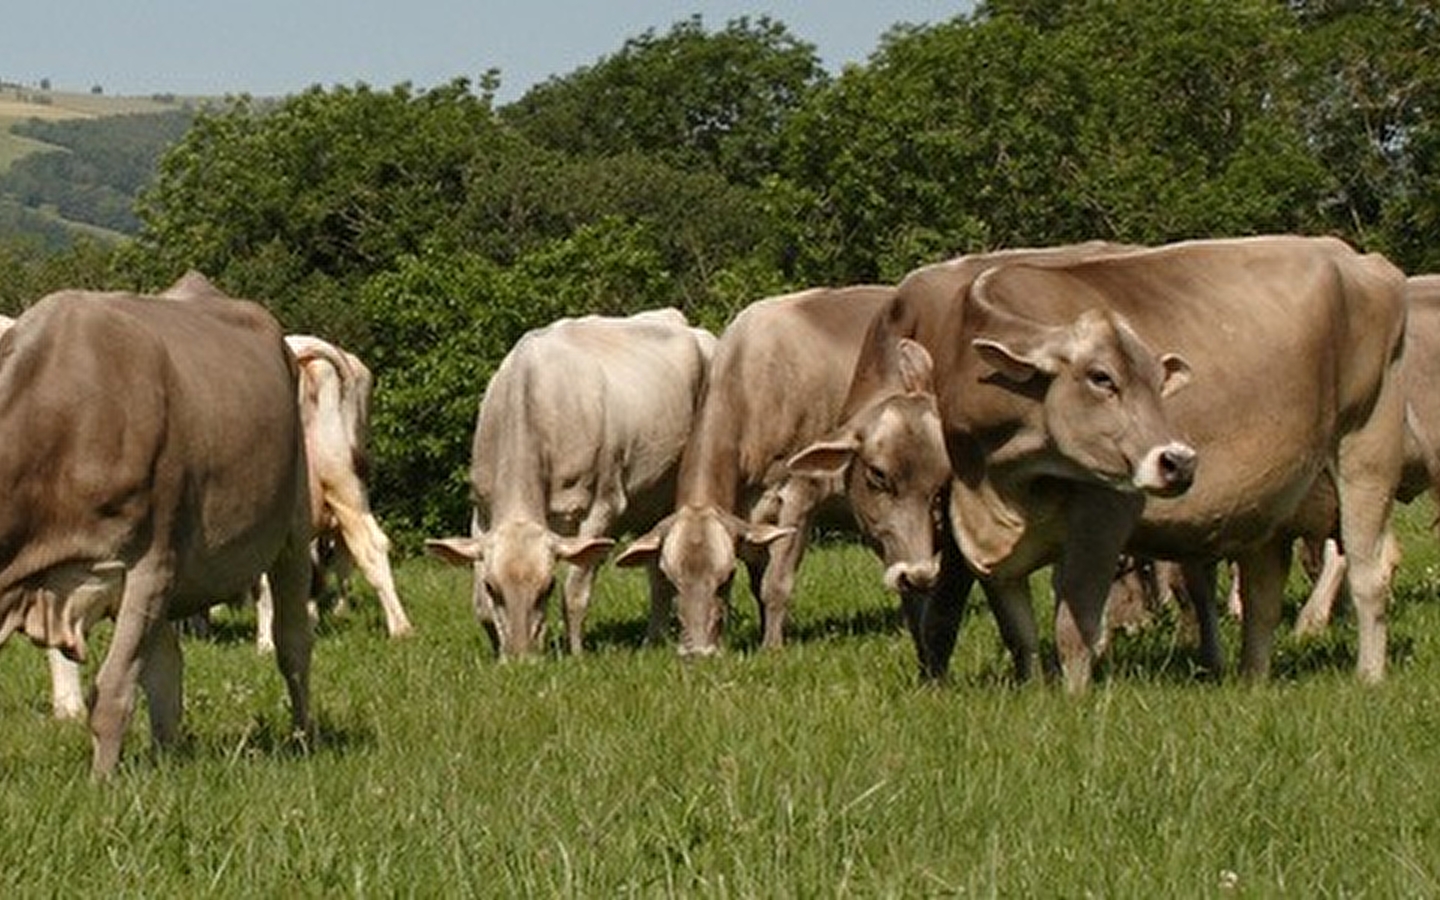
[502,15,827,186]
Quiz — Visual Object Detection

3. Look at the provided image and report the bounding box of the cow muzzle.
[1134,441,1198,497]
[883,556,941,594]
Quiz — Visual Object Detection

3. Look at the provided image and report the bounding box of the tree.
[502,15,827,186]
[774,0,1327,284]
[1290,0,1440,272]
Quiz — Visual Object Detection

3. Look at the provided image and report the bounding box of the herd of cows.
[0,234,1428,778]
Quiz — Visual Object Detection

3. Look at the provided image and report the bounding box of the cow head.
[613,506,791,656]
[788,339,949,593]
[426,521,613,658]
[971,306,1196,497]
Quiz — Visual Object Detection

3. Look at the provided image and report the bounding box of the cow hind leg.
[268,534,316,744]
[1294,537,1348,638]
[333,505,413,638]
[139,619,184,753]
[1234,540,1291,680]
[88,594,161,778]
[1177,559,1225,679]
[1337,377,1405,682]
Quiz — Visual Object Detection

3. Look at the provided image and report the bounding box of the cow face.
[972,308,1196,497]
[426,522,613,658]
[615,506,790,656]
[789,341,950,594]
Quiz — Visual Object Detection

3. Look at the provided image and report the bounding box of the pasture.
[2,500,1440,896]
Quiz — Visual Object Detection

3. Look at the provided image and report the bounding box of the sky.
[5,2,974,103]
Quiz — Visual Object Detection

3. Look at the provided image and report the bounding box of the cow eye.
[484,578,505,606]
[1086,368,1118,395]
[864,463,893,493]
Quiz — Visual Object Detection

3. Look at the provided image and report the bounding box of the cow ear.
[554,535,615,570]
[1159,352,1192,398]
[741,523,795,550]
[425,536,484,565]
[896,338,935,394]
[787,437,857,477]
[972,337,1055,382]
[614,530,663,569]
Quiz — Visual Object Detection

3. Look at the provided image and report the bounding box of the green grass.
[3,503,1440,896]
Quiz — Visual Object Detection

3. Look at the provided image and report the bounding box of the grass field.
[2,500,1440,896]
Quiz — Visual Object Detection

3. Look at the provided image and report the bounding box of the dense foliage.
[1,3,1438,543]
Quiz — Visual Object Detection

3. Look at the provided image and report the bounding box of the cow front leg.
[139,619,184,752]
[49,648,86,720]
[983,576,1046,683]
[1294,537,1347,637]
[644,562,675,646]
[756,526,811,650]
[1054,490,1143,693]
[914,535,975,682]
[561,561,599,655]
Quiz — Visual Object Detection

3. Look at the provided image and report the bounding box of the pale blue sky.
[5,2,974,102]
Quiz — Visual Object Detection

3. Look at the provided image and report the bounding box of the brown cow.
[0,282,314,776]
[427,309,716,657]
[614,286,953,656]
[1144,273,1440,644]
[845,236,1405,690]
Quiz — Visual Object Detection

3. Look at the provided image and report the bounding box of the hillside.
[0,84,203,246]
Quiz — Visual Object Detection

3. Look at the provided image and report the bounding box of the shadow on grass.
[186,709,378,766]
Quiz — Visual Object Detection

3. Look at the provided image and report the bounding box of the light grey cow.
[427,309,715,657]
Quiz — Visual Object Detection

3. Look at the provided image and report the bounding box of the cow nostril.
[1161,446,1197,485]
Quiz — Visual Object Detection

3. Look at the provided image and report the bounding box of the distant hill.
[0,83,208,247]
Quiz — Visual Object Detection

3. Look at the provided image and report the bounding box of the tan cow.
[613,286,953,656]
[247,335,413,650]
[1143,273,1440,644]
[427,309,716,657]
[0,283,314,777]
[845,236,1405,690]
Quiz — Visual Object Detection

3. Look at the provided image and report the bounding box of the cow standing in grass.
[844,236,1405,689]
[428,309,716,657]
[614,286,953,656]
[0,281,314,777]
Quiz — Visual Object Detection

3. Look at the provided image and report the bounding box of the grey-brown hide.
[427,309,714,658]
[615,286,953,656]
[863,237,1404,690]
[0,279,313,777]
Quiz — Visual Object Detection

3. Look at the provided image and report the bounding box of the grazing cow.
[427,309,716,657]
[0,281,314,776]
[613,286,953,656]
[846,236,1405,690]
